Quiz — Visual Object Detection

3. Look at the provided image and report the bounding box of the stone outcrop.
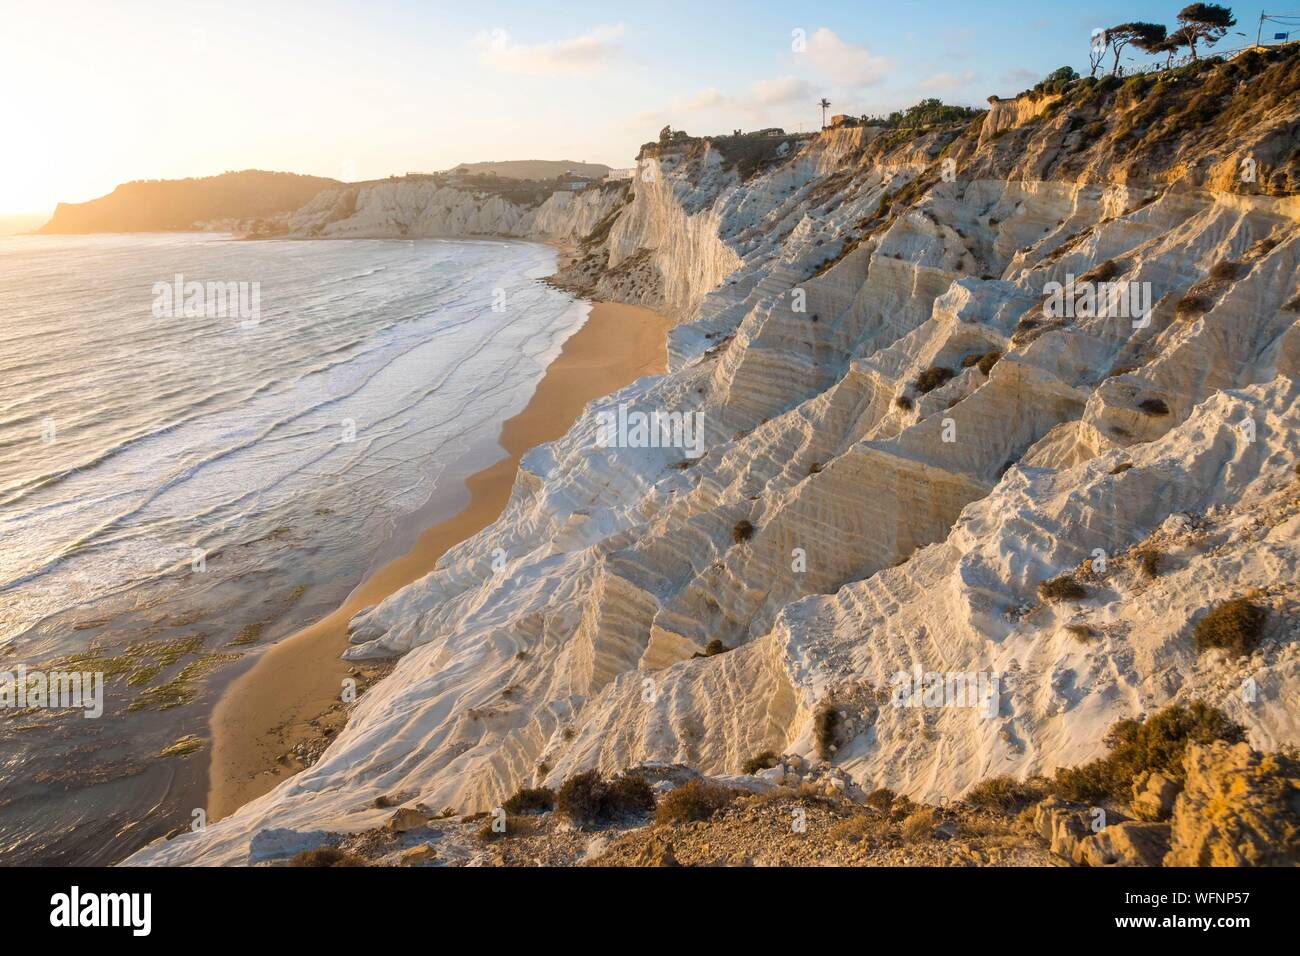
[1079,821,1172,867]
[1131,771,1181,822]
[1164,741,1300,866]
[1033,797,1172,867]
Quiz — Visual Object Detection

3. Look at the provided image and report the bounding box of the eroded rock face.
[1164,742,1300,866]
[1034,798,1172,867]
[1034,796,1094,862]
[274,177,632,245]
[1131,771,1182,822]
[1079,821,1171,868]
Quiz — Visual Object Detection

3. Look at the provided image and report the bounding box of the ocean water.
[0,233,588,863]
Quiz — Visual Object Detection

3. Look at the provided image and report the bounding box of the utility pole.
[1257,12,1265,47]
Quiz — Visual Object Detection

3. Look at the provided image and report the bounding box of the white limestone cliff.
[132,50,1300,865]
[274,176,630,244]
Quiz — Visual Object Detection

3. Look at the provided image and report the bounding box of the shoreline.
[206,299,674,820]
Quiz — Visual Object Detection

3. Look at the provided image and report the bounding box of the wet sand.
[207,301,674,820]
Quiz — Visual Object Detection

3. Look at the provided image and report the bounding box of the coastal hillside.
[37,170,340,233]
[134,46,1300,866]
[447,160,611,180]
[273,172,631,241]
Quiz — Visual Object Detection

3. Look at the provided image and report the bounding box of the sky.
[0,0,1265,215]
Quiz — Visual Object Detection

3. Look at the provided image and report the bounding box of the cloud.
[804,28,889,87]
[919,70,978,92]
[677,75,812,119]
[473,23,625,75]
[683,87,730,111]
[749,75,813,106]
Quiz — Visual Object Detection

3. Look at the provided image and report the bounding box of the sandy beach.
[206,300,674,820]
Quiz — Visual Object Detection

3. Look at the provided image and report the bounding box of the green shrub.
[1210,260,1248,282]
[556,770,655,824]
[1176,293,1212,319]
[1052,702,1247,802]
[1038,574,1088,603]
[502,786,555,814]
[976,351,1002,376]
[914,365,955,394]
[555,770,604,822]
[894,394,914,411]
[1192,598,1266,656]
[655,779,736,824]
[605,774,657,815]
[732,519,755,544]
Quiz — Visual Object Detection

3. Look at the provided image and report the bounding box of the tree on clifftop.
[1089,28,1109,77]
[819,98,831,129]
[1151,26,1195,67]
[1176,3,1237,59]
[1107,22,1167,73]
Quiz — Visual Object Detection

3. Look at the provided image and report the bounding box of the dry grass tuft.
[1038,574,1088,603]
[964,775,1049,812]
[900,806,937,840]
